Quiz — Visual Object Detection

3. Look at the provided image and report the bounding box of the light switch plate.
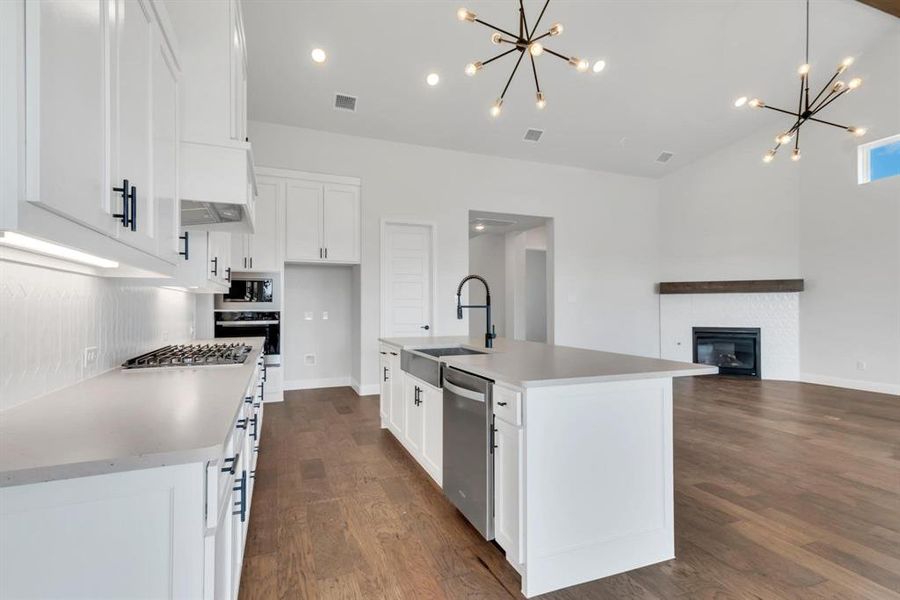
[322,311,328,320]
[304,354,316,366]
[83,346,98,368]
[304,311,313,321]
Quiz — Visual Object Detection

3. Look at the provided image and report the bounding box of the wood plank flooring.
[240,377,900,599]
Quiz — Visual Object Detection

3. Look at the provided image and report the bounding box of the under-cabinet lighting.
[161,286,189,292]
[0,231,119,268]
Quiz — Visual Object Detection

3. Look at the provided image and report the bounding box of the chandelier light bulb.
[550,23,563,36]
[491,33,503,45]
[529,42,544,57]
[791,149,801,161]
[568,57,589,72]
[465,62,482,76]
[457,8,476,22]
[592,60,606,73]
[838,56,855,72]
[734,96,748,108]
[848,77,862,90]
[748,98,764,108]
[763,150,776,163]
[536,91,546,109]
[310,48,327,63]
[490,98,503,117]
[426,73,440,86]
[798,63,811,76]
[847,126,867,137]
[776,132,794,145]
[833,81,846,92]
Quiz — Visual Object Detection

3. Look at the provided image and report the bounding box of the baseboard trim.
[283,377,352,391]
[351,379,380,396]
[800,373,900,396]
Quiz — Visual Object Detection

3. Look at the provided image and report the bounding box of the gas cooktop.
[122,342,252,369]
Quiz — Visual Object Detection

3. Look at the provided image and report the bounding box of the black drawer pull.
[497,401,508,406]
[112,179,130,227]
[179,231,189,260]
[211,256,218,277]
[236,418,248,430]
[221,452,239,475]
[233,470,247,522]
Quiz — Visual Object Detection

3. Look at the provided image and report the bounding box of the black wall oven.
[215,273,280,312]
[215,311,281,366]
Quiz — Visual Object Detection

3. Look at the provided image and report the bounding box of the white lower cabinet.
[388,367,442,487]
[492,383,524,571]
[379,348,392,426]
[0,360,266,600]
[403,375,425,455]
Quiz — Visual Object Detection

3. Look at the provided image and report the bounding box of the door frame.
[380,218,437,337]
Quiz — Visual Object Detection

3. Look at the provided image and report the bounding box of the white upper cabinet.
[232,177,280,272]
[9,0,182,275]
[152,23,181,263]
[284,181,323,262]
[24,0,116,236]
[279,172,360,265]
[322,184,361,263]
[111,0,156,254]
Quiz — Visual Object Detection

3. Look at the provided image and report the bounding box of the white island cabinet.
[0,340,267,599]
[378,336,716,598]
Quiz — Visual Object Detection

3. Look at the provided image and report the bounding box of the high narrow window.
[858,134,900,184]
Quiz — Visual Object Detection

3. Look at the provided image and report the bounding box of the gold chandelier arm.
[529,0,551,39]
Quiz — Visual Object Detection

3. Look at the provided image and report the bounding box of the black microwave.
[214,274,280,311]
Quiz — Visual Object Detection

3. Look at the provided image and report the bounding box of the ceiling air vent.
[523,128,544,142]
[656,151,675,164]
[334,93,357,112]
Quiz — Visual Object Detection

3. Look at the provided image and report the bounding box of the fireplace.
[692,327,761,378]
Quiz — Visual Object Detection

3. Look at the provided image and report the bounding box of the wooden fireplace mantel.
[658,279,805,294]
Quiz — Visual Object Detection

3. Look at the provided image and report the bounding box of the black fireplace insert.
[692,327,761,378]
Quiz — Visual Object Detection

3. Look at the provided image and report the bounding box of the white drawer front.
[492,384,521,426]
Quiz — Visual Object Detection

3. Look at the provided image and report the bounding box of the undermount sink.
[414,347,487,358]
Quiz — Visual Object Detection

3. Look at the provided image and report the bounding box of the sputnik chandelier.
[457,1,599,116]
[735,0,867,163]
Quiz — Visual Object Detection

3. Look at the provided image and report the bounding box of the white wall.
[0,258,195,409]
[468,233,506,339]
[249,120,661,391]
[526,249,548,343]
[659,28,900,394]
[282,264,353,388]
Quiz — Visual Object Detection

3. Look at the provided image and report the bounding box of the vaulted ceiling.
[243,0,897,178]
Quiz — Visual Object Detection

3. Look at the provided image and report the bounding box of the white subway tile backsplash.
[0,260,195,409]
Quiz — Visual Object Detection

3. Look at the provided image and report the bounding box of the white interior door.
[382,222,433,337]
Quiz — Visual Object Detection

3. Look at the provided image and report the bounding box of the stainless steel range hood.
[180,140,257,233]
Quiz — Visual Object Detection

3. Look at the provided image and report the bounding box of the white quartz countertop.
[379,336,717,388]
[0,338,264,487]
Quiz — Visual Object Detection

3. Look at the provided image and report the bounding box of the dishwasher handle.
[444,379,486,403]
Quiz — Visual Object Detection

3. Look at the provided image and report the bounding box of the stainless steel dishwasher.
[442,365,494,540]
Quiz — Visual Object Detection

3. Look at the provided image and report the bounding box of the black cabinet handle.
[244,395,253,404]
[112,179,130,227]
[250,416,258,441]
[414,386,421,406]
[179,231,189,260]
[236,418,248,430]
[243,257,247,269]
[233,470,247,522]
[324,248,328,259]
[221,452,239,475]
[390,352,398,356]
[211,256,218,276]
[383,366,389,382]
[319,248,323,259]
[128,185,137,231]
[226,267,232,283]
[497,401,508,406]
[249,257,253,269]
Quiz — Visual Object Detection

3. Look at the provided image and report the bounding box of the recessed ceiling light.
[592,60,606,73]
[311,48,327,64]
[474,223,485,231]
[426,73,440,86]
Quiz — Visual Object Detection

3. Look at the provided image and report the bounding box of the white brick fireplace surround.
[659,293,800,381]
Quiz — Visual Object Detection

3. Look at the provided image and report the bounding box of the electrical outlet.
[304,311,313,321]
[856,360,867,371]
[84,346,98,368]
[304,354,316,366]
[322,311,329,320]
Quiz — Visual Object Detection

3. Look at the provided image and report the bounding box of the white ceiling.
[243,0,896,178]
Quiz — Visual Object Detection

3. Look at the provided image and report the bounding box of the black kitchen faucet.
[456,274,496,348]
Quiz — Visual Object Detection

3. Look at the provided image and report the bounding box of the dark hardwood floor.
[239,377,900,599]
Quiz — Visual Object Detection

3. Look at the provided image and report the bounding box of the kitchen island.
[378,336,716,598]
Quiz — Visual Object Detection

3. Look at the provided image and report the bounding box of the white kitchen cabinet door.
[229,0,248,143]
[231,234,249,271]
[284,181,323,261]
[388,371,407,439]
[493,417,523,567]
[379,351,391,426]
[208,231,232,286]
[420,384,442,486]
[403,378,424,455]
[152,29,180,263]
[248,179,281,271]
[24,0,117,236]
[111,0,156,254]
[322,183,360,262]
